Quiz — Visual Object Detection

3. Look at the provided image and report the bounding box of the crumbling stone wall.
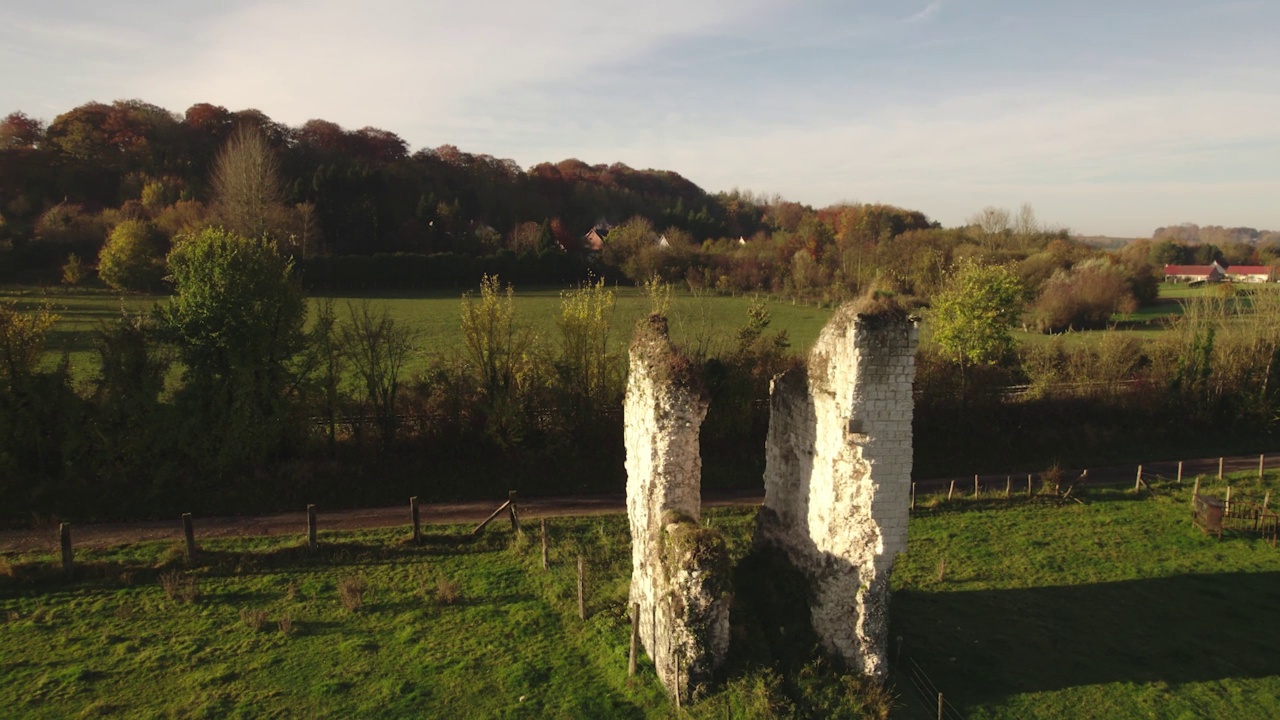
[755,302,918,679]
[625,316,731,701]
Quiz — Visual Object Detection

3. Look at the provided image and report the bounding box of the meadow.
[0,284,834,381]
[6,280,1264,379]
[2,469,1277,718]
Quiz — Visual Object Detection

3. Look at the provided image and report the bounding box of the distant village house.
[1163,261,1275,284]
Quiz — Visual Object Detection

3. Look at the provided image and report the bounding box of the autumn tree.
[555,277,621,427]
[341,301,416,445]
[210,124,285,240]
[97,220,167,291]
[461,275,538,445]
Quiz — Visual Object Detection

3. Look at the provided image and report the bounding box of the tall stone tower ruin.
[755,301,918,679]
[624,316,731,701]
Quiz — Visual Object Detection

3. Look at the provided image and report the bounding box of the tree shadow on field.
[890,571,1280,709]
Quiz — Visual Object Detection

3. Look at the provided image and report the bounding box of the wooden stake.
[182,513,196,561]
[910,483,916,511]
[1135,465,1143,492]
[1005,476,1011,499]
[1027,474,1033,499]
[1177,461,1183,484]
[947,480,955,501]
[629,602,639,677]
[1263,491,1270,512]
[938,691,944,720]
[59,522,73,576]
[306,504,317,552]
[675,655,682,712]
[508,490,520,532]
[1226,485,1232,516]
[540,518,549,570]
[1260,454,1266,480]
[410,496,421,544]
[1192,477,1201,507]
[974,474,980,499]
[1219,457,1224,481]
[577,555,586,621]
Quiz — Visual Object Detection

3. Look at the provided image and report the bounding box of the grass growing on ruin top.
[2,473,1279,718]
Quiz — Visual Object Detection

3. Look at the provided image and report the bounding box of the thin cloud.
[906,2,942,23]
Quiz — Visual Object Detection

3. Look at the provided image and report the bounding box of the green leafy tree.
[97,220,166,291]
[157,228,306,478]
[931,259,1023,374]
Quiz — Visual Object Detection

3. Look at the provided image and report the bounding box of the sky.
[2,0,1278,237]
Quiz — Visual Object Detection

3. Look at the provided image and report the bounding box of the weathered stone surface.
[756,302,918,679]
[625,316,730,700]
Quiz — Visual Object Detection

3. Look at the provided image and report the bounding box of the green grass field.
[0,284,833,381]
[3,471,1277,718]
[5,280,1276,378]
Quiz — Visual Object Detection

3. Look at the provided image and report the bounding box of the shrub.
[97,220,167,291]
[435,577,460,606]
[337,576,366,612]
[158,570,199,604]
[239,607,269,631]
[1031,258,1137,333]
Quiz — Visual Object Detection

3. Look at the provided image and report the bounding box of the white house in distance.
[1164,262,1226,283]
[1224,265,1277,283]
[1164,261,1276,284]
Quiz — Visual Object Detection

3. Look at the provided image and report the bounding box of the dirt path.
[1,454,1271,554]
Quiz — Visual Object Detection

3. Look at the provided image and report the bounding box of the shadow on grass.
[890,571,1280,710]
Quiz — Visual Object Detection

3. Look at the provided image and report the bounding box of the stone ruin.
[755,301,918,679]
[624,315,731,701]
[624,301,917,697]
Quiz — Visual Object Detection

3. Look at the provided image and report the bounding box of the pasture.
[2,470,1278,718]
[0,284,833,381]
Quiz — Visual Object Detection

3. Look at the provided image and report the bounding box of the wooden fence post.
[629,602,639,676]
[59,522,73,576]
[1177,461,1183,484]
[974,474,980,499]
[1027,474,1033,499]
[1005,476,1011,499]
[947,480,955,501]
[675,655,682,712]
[1192,477,1201,508]
[1135,465,1143,492]
[508,491,520,533]
[937,691,944,720]
[1219,457,1224,482]
[410,496,421,544]
[540,518,549,570]
[182,513,196,561]
[1260,454,1266,481]
[307,504,317,552]
[910,482,916,511]
[577,555,586,621]
[1263,491,1271,513]
[1226,486,1232,516]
